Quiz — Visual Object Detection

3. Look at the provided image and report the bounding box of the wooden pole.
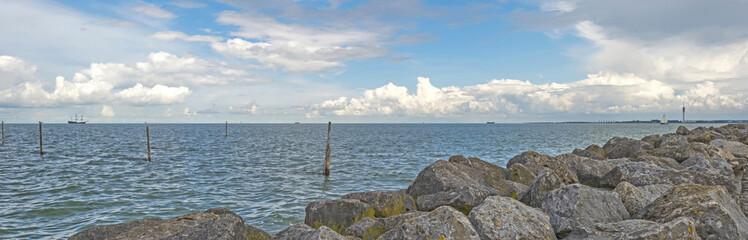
[146,125,151,162]
[39,121,43,155]
[2,121,4,145]
[323,121,331,176]
[225,121,228,137]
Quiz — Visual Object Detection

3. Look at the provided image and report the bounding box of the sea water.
[0,123,724,238]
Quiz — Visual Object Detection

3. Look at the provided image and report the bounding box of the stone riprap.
[70,123,748,240]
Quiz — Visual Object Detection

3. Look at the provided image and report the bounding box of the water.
[0,123,725,239]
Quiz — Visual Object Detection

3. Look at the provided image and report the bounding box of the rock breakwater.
[70,124,748,239]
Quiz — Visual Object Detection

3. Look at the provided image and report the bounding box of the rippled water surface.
[0,123,725,238]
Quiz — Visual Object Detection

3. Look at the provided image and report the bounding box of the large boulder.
[406,160,484,199]
[468,196,556,240]
[681,154,734,177]
[571,144,608,160]
[520,169,567,208]
[643,184,748,240]
[589,217,700,240]
[647,144,698,163]
[601,162,741,200]
[655,133,689,148]
[345,212,426,240]
[686,128,718,143]
[741,167,748,218]
[603,137,653,159]
[612,182,670,217]
[416,184,500,214]
[342,190,416,218]
[632,155,684,170]
[508,163,536,186]
[711,139,748,158]
[305,199,374,234]
[542,184,629,238]
[507,151,579,185]
[641,134,661,148]
[377,206,480,240]
[557,153,615,187]
[69,208,268,240]
[677,126,691,135]
[448,155,518,196]
[270,224,347,240]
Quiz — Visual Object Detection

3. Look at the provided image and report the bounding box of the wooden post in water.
[146,125,151,162]
[2,121,4,145]
[39,121,43,155]
[323,121,331,176]
[225,121,228,137]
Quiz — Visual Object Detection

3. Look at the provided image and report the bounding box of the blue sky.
[1,0,747,123]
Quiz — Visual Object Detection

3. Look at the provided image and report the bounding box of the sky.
[1,0,747,123]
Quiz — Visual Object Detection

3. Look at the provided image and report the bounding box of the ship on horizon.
[68,114,87,124]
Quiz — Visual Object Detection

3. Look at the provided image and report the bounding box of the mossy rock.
[305,199,376,234]
[342,190,417,218]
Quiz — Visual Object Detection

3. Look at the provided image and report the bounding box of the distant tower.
[682,102,686,123]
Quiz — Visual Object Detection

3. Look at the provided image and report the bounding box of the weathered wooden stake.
[2,121,4,145]
[39,121,43,155]
[323,121,331,176]
[146,125,151,162]
[225,121,228,137]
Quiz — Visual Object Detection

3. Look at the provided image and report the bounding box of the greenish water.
[0,123,723,239]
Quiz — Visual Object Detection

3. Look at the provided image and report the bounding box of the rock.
[572,144,608,160]
[603,137,653,159]
[305,199,374,234]
[632,155,684,170]
[468,196,556,240]
[342,190,416,218]
[602,162,741,200]
[520,169,567,208]
[643,184,748,240]
[686,128,718,144]
[69,208,266,240]
[613,181,648,216]
[416,184,500,214]
[542,184,629,238]
[406,160,484,199]
[271,224,347,240]
[655,133,689,148]
[345,212,426,240]
[677,126,691,135]
[641,134,661,147]
[705,144,736,161]
[711,139,748,158]
[507,151,579,185]
[681,154,734,177]
[590,217,700,240]
[508,163,536,186]
[448,155,517,196]
[742,167,748,218]
[557,153,615,187]
[377,206,480,240]
[647,144,698,163]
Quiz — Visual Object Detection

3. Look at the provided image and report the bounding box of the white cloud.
[229,103,259,114]
[100,105,115,117]
[164,108,173,117]
[131,6,175,19]
[168,0,207,8]
[541,1,577,13]
[183,107,197,116]
[0,55,37,88]
[150,31,222,43]
[306,73,747,118]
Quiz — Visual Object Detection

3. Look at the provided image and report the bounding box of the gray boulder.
[507,151,579,185]
[613,181,648,216]
[681,154,734,177]
[742,167,748,218]
[69,208,268,240]
[590,217,700,240]
[711,139,748,158]
[508,163,536,186]
[520,169,567,208]
[377,206,480,240]
[542,184,629,238]
[572,144,608,160]
[448,155,517,196]
[468,196,556,240]
[677,126,690,135]
[601,162,740,200]
[416,184,500,214]
[632,155,684,170]
[305,199,374,234]
[345,212,426,240]
[686,128,718,143]
[655,133,689,148]
[643,184,748,240]
[342,190,416,218]
[270,224,347,240]
[647,144,698,163]
[406,160,484,199]
[641,134,661,147]
[557,153,615,187]
[603,137,653,159]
